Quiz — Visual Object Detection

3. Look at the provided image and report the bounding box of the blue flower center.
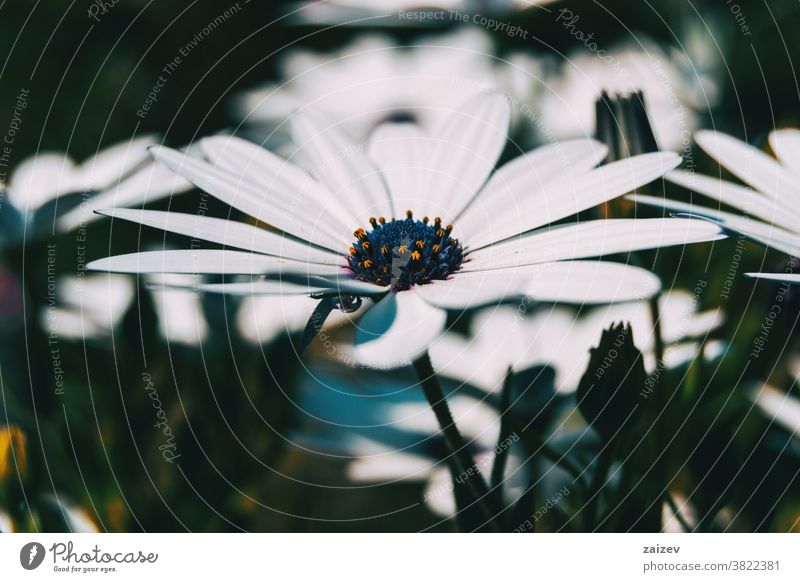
[347,211,464,291]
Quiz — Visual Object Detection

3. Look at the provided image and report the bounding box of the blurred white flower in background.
[147,274,209,346]
[237,29,518,140]
[538,40,719,150]
[40,274,134,340]
[0,135,193,245]
[750,383,800,438]
[290,0,547,26]
[430,290,725,394]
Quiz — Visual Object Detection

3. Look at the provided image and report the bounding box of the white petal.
[348,452,436,483]
[97,209,345,265]
[666,169,800,232]
[348,290,446,369]
[695,130,800,204]
[426,92,510,219]
[367,123,435,218]
[291,109,392,221]
[745,272,800,285]
[200,135,357,229]
[630,194,800,256]
[415,270,532,310]
[149,145,347,250]
[525,261,662,304]
[177,280,329,296]
[87,249,345,276]
[466,152,681,249]
[183,276,388,297]
[457,138,608,237]
[770,129,800,174]
[463,218,723,272]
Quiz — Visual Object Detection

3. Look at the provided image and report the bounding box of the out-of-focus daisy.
[237,29,537,141]
[0,136,192,245]
[40,274,134,340]
[430,291,725,394]
[290,0,545,26]
[147,274,209,346]
[631,129,800,284]
[538,41,718,150]
[88,92,722,369]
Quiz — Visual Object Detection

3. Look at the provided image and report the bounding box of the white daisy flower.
[147,274,209,346]
[0,135,192,243]
[87,92,722,369]
[538,40,718,150]
[430,291,725,394]
[237,29,513,141]
[40,274,135,340]
[290,0,544,26]
[630,129,800,284]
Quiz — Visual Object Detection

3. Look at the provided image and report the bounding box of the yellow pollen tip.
[434,217,442,226]
[364,260,373,268]
[381,245,389,254]
[422,216,429,223]
[361,241,370,250]
[349,247,357,255]
[379,217,386,224]
[406,210,413,218]
[415,240,424,249]
[411,251,421,260]
[398,245,408,254]
[433,244,440,253]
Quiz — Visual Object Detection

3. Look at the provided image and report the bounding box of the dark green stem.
[412,351,499,530]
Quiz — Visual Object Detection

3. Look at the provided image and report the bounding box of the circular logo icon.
[19,542,46,570]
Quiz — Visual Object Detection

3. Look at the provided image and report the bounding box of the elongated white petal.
[694,130,800,204]
[525,261,662,303]
[200,135,357,229]
[97,208,345,265]
[349,290,446,369]
[60,161,195,232]
[291,109,392,221]
[152,280,329,296]
[87,249,344,276]
[463,218,723,271]
[745,272,800,285]
[466,152,681,249]
[415,270,532,310]
[770,129,800,174]
[457,138,608,236]
[630,194,800,256]
[149,146,347,250]
[367,123,435,218]
[426,92,510,219]
[666,169,800,232]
